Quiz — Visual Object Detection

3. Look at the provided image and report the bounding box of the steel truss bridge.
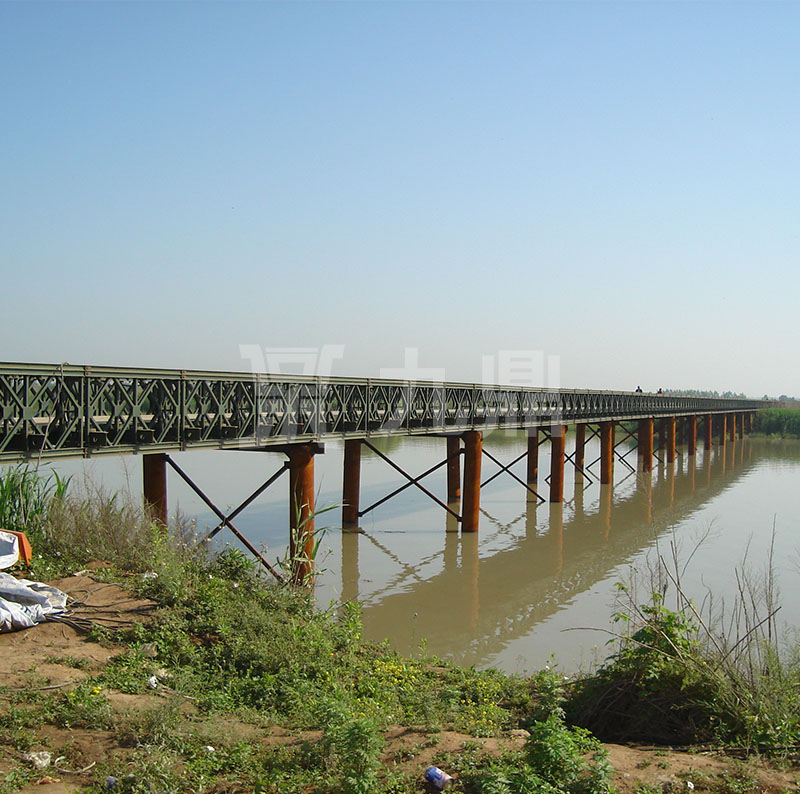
[0,363,766,463]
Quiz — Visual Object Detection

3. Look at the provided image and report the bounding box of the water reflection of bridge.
[343,440,753,666]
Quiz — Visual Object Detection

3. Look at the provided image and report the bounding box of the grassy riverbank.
[754,408,800,438]
[1,467,800,793]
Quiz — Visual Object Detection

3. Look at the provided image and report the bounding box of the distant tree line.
[664,388,748,399]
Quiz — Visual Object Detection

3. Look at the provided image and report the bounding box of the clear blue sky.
[2,1,798,397]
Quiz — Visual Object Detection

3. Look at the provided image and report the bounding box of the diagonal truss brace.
[480,448,545,503]
[164,455,286,582]
[359,440,461,521]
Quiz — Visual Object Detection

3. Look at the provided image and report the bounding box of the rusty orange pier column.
[687,415,697,456]
[447,436,462,504]
[704,414,713,450]
[461,431,482,532]
[143,453,168,526]
[342,439,362,528]
[574,424,586,477]
[549,425,567,502]
[527,429,539,486]
[288,444,316,585]
[638,418,654,472]
[600,421,614,484]
[719,414,728,445]
[666,416,677,463]
[728,413,736,442]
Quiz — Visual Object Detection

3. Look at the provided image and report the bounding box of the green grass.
[753,408,800,437]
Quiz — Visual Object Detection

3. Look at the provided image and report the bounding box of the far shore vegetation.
[753,407,800,438]
[1,461,800,792]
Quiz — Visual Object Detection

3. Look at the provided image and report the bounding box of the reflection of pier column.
[444,527,459,573]
[462,431,482,532]
[548,502,563,575]
[527,429,539,492]
[638,418,654,472]
[288,444,316,585]
[525,499,539,538]
[704,414,713,450]
[447,436,461,505]
[667,462,675,505]
[549,425,567,502]
[342,439,361,528]
[341,530,360,604]
[461,531,480,631]
[687,415,697,456]
[600,484,612,540]
[639,469,653,526]
[574,424,586,478]
[573,471,585,515]
[600,421,615,484]
[666,416,677,463]
[143,453,168,526]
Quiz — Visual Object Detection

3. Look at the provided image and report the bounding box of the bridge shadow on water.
[336,439,756,670]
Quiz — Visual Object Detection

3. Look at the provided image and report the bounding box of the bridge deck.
[0,363,765,463]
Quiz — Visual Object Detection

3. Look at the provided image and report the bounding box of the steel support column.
[549,426,567,503]
[527,429,539,486]
[342,439,361,527]
[666,416,677,463]
[462,431,482,532]
[728,413,735,442]
[574,424,586,478]
[600,421,614,484]
[704,414,713,450]
[687,415,697,456]
[720,414,728,445]
[447,436,461,504]
[143,453,168,526]
[288,444,316,585]
[638,418,654,472]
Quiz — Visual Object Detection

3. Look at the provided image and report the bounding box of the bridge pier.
[687,415,697,456]
[288,444,317,585]
[600,421,614,484]
[728,414,736,443]
[462,431,482,532]
[704,414,713,450]
[666,416,677,463]
[719,414,728,445]
[342,439,362,528]
[143,453,168,526]
[447,436,462,504]
[526,429,539,488]
[638,418,654,472]
[549,425,566,502]
[574,424,586,478]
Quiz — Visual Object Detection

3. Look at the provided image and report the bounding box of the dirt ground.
[1,572,798,793]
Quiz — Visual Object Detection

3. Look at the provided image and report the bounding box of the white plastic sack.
[0,531,21,570]
[0,572,68,632]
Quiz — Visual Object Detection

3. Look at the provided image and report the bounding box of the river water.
[28,433,800,674]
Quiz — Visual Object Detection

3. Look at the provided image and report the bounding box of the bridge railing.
[0,363,768,462]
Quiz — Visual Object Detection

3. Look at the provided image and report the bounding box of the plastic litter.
[424,766,453,789]
[23,751,52,769]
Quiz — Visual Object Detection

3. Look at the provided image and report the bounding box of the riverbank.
[1,467,800,792]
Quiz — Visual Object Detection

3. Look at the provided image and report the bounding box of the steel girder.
[0,363,768,463]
